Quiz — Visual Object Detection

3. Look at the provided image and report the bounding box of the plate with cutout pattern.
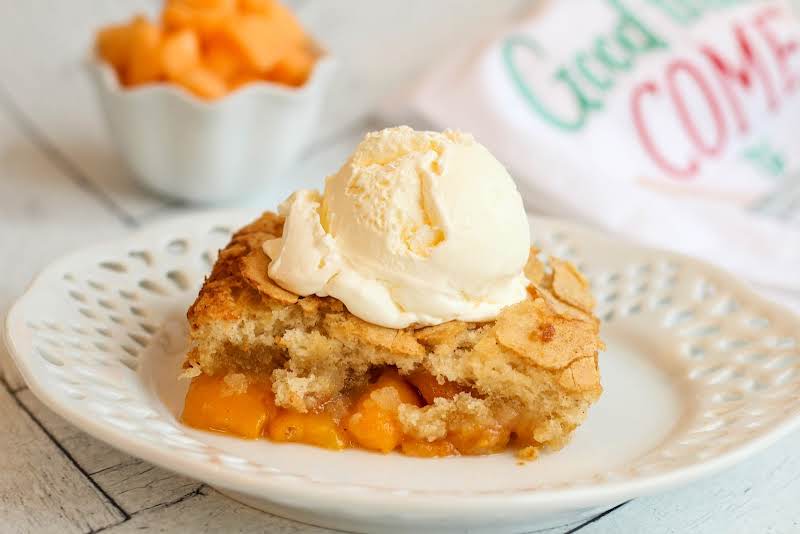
[5,210,800,534]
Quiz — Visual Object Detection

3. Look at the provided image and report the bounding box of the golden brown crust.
[187,214,295,330]
[523,247,546,286]
[550,257,596,313]
[184,211,603,450]
[495,298,599,370]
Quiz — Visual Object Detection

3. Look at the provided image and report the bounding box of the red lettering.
[667,60,727,158]
[631,80,699,178]
[701,23,778,134]
[630,9,800,182]
[755,6,800,92]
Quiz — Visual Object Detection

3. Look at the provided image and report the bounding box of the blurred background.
[1,0,537,210]
[0,0,535,335]
[2,0,799,342]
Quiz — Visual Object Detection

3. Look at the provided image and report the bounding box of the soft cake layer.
[183,212,603,456]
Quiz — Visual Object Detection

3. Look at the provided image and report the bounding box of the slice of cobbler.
[181,212,603,458]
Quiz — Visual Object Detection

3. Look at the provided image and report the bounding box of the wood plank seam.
[9,382,28,394]
[0,84,140,229]
[3,379,132,524]
[564,501,632,534]
[87,459,142,478]
[0,373,26,395]
[88,486,207,534]
[16,385,211,525]
[129,485,205,516]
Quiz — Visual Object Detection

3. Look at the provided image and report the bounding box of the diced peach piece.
[268,46,314,87]
[407,370,466,404]
[346,396,400,453]
[447,420,511,456]
[221,14,292,72]
[96,23,133,72]
[234,1,305,45]
[163,0,236,37]
[204,39,243,81]
[95,0,312,98]
[346,369,421,453]
[269,2,306,46]
[267,411,347,450]
[124,16,163,86]
[161,29,201,79]
[176,0,236,8]
[375,369,422,405]
[172,65,228,99]
[181,373,274,439]
[401,439,459,458]
[239,0,274,14]
[228,71,263,90]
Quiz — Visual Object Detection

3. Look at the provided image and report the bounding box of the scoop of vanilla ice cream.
[263,126,530,328]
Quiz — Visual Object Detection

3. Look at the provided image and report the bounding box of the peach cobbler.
[181,127,603,459]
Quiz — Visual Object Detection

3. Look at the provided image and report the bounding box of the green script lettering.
[502,36,593,131]
[577,51,615,90]
[556,67,606,113]
[501,0,669,132]
[612,0,669,52]
[595,36,635,70]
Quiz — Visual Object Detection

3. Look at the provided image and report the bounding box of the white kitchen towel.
[392,0,800,296]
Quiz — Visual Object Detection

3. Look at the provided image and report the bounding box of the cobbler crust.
[185,211,603,451]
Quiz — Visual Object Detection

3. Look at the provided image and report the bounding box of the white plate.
[5,211,800,534]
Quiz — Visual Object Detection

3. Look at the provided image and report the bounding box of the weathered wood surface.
[16,390,202,516]
[0,383,125,533]
[99,486,331,534]
[1,0,800,532]
[579,429,800,534]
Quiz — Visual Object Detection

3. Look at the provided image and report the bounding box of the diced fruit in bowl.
[95,0,318,100]
[89,0,334,204]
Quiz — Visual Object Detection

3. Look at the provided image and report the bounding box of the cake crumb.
[222,373,248,396]
[516,445,540,463]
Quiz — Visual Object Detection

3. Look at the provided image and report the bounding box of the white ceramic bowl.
[89,56,336,204]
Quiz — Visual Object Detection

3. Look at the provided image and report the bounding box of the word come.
[631,5,799,178]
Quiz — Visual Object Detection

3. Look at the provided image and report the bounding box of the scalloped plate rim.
[5,209,800,516]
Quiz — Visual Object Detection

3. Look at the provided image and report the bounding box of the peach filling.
[181,368,520,456]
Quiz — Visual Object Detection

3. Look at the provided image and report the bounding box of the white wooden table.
[1,1,799,532]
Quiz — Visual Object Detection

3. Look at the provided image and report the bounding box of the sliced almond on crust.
[496,298,600,369]
[558,356,602,393]
[550,257,595,312]
[239,248,298,304]
[524,247,547,285]
[528,283,594,323]
[415,321,468,347]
